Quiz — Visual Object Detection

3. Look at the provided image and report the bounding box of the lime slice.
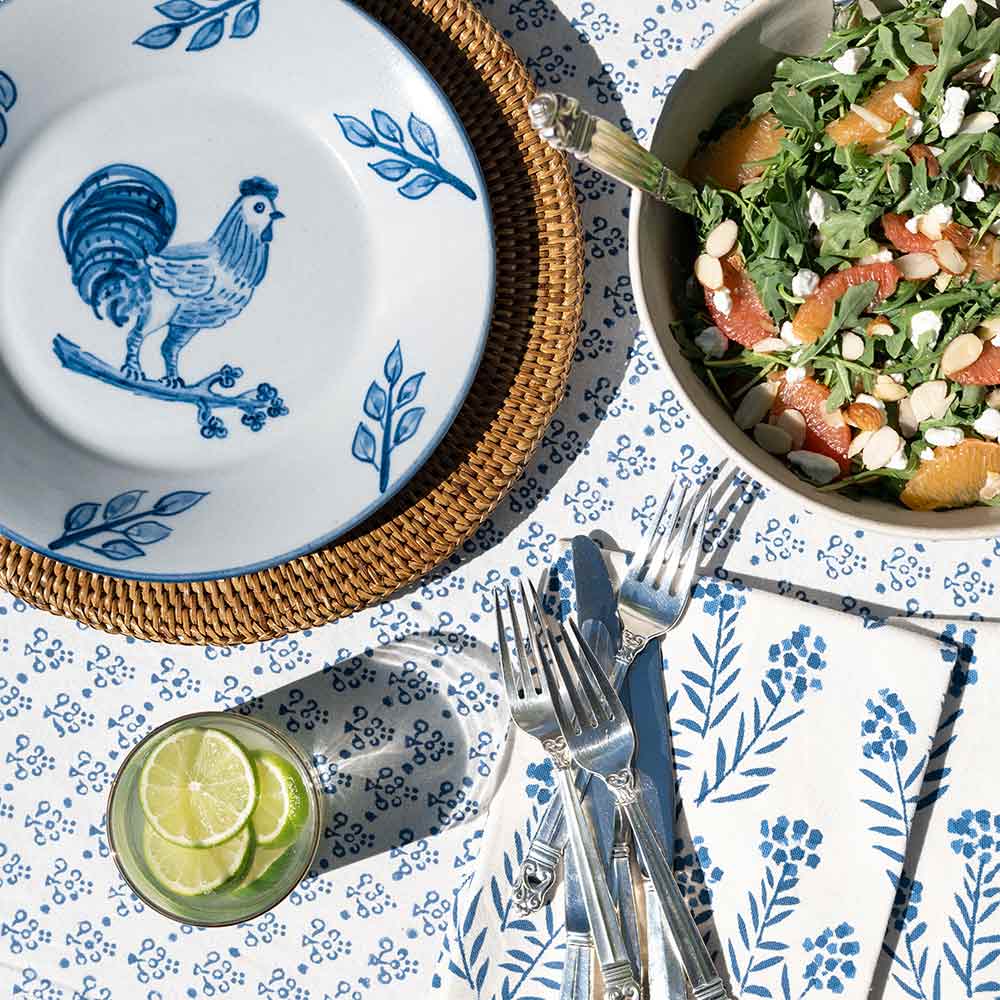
[234,844,297,894]
[139,727,258,848]
[143,822,252,896]
[250,750,310,848]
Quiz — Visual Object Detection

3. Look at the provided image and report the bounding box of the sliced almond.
[733,381,779,430]
[848,429,874,459]
[896,252,939,281]
[898,396,919,438]
[752,337,790,354]
[705,219,739,259]
[979,316,1000,340]
[909,379,948,422]
[841,331,865,361]
[866,318,893,338]
[933,239,966,275]
[863,425,902,470]
[958,111,1000,135]
[988,388,1000,409]
[787,450,841,485]
[941,332,984,377]
[754,422,793,455]
[874,374,909,402]
[775,408,807,449]
[850,103,891,134]
[694,254,725,290]
[822,405,847,429]
[844,401,886,431]
[917,215,943,241]
[934,272,953,292]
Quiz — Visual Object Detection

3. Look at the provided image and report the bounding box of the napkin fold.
[431,548,958,1000]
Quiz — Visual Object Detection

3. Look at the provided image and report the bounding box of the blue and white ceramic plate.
[0,0,493,580]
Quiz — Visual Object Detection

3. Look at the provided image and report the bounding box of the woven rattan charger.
[0,0,583,645]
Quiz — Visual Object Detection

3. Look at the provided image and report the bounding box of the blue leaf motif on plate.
[408,114,439,160]
[399,174,441,201]
[369,159,413,182]
[335,115,378,148]
[351,342,428,493]
[155,0,204,19]
[134,23,183,49]
[372,109,404,144]
[394,407,425,447]
[104,490,145,521]
[187,16,225,51]
[334,107,477,201]
[0,72,17,113]
[50,490,207,564]
[231,1,260,38]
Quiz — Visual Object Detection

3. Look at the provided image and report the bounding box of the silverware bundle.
[495,475,730,1000]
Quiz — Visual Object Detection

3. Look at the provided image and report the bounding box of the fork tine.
[636,478,686,582]
[556,616,613,724]
[494,591,521,707]
[518,580,550,694]
[525,584,596,729]
[568,618,628,724]
[534,630,581,743]
[656,476,713,591]
[506,584,533,696]
[672,489,712,602]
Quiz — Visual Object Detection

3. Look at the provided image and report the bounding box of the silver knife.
[628,638,688,999]
[561,844,594,1000]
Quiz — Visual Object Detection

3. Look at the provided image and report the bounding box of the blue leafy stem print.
[884,871,941,1000]
[352,341,426,494]
[728,816,824,998]
[334,109,477,202]
[49,490,208,562]
[135,0,261,52]
[695,625,826,805]
[0,71,16,148]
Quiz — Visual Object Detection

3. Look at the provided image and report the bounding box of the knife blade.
[628,638,687,999]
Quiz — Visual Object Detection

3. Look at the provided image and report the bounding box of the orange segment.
[965,235,1000,281]
[791,262,901,344]
[704,254,776,348]
[882,212,973,254]
[826,66,929,148]
[771,376,852,474]
[686,113,785,191]
[901,439,1000,510]
[950,341,1000,385]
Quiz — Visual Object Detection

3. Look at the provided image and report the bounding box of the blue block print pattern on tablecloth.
[334,110,478,201]
[49,490,208,563]
[352,341,426,493]
[54,166,289,440]
[0,71,15,148]
[135,0,262,52]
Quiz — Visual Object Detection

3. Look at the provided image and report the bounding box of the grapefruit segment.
[704,254,776,348]
[687,113,785,191]
[901,439,1000,510]
[826,66,929,148]
[791,263,901,344]
[965,235,1000,281]
[950,342,1000,385]
[771,376,852,474]
[883,212,973,254]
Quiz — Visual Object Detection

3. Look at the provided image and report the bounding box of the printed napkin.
[430,558,957,1000]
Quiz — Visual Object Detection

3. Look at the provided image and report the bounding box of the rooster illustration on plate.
[52,164,291,441]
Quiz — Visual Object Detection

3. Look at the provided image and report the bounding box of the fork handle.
[553,761,641,999]
[615,781,729,1000]
[514,642,648,914]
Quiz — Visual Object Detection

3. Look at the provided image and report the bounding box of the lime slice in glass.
[250,750,310,848]
[139,727,258,847]
[143,822,252,897]
[234,843,297,894]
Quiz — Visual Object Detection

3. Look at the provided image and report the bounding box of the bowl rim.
[627,0,1000,541]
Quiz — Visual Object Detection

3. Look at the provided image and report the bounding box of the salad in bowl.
[666,0,1000,511]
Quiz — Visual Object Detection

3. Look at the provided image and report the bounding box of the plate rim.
[0,0,496,582]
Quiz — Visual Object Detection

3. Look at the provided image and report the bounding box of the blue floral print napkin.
[431,568,955,1000]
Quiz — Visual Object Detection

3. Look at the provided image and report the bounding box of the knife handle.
[514,648,643,914]
[645,879,689,1000]
[609,808,643,978]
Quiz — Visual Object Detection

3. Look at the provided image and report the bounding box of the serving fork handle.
[513,639,648,914]
[611,774,729,1000]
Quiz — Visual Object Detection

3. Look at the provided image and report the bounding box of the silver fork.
[496,583,641,1000]
[514,474,714,912]
[535,617,730,1000]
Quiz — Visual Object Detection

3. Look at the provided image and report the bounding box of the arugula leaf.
[818,207,881,257]
[895,21,936,67]
[771,87,818,133]
[924,7,972,103]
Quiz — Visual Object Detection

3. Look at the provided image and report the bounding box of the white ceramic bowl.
[629,0,1000,539]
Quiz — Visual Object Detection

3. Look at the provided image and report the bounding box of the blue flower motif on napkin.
[767,625,826,703]
[861,690,917,764]
[801,922,860,995]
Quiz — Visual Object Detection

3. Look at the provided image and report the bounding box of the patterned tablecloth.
[2,1,998,999]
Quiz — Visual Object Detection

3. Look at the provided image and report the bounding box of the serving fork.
[497,583,641,1000]
[534,615,729,1000]
[514,474,715,912]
